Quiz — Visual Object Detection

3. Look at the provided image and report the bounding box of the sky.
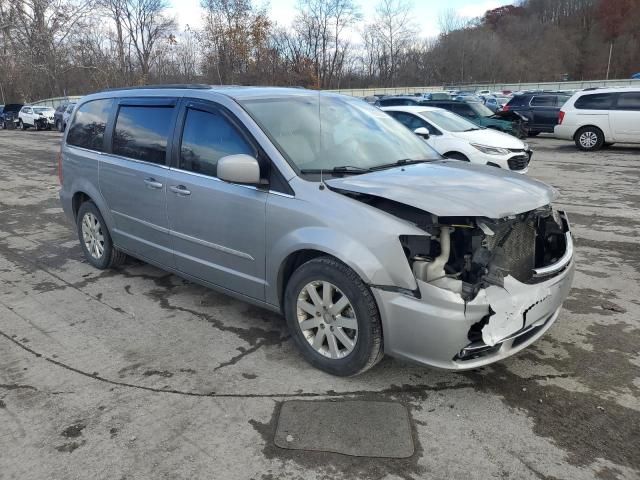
[168,0,513,39]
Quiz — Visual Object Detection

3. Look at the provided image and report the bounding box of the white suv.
[18,105,55,130]
[555,87,640,151]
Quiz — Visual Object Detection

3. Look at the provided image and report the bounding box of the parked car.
[54,104,68,131]
[59,85,574,376]
[383,106,532,173]
[424,91,452,101]
[422,99,528,138]
[555,87,640,151]
[376,96,428,107]
[61,103,76,131]
[481,95,500,112]
[18,105,55,130]
[0,103,23,129]
[502,92,571,136]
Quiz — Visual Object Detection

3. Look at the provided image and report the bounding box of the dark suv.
[503,92,571,136]
[0,103,23,129]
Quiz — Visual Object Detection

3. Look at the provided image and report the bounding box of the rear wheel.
[575,126,604,151]
[284,257,383,376]
[77,201,127,270]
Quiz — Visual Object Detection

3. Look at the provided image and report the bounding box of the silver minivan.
[59,86,575,376]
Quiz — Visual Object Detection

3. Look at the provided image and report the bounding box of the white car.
[555,87,640,151]
[383,106,532,173]
[18,105,55,130]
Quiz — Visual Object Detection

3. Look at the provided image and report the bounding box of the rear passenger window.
[575,93,614,110]
[179,108,253,177]
[67,99,112,151]
[530,96,556,107]
[616,92,640,110]
[112,106,174,165]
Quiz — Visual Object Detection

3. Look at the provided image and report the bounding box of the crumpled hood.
[326,160,558,218]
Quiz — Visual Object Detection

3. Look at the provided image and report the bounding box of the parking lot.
[0,129,638,479]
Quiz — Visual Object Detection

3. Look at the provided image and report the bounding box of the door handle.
[169,185,191,196]
[144,177,163,189]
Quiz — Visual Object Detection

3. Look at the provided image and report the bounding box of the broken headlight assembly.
[400,207,571,301]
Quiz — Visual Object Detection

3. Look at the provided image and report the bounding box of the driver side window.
[179,107,254,178]
[390,112,441,135]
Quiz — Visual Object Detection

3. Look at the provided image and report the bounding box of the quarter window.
[67,99,112,152]
[530,96,556,107]
[575,93,614,110]
[616,92,640,111]
[112,105,174,165]
[179,108,253,177]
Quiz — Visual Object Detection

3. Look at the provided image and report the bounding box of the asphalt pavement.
[0,129,638,480]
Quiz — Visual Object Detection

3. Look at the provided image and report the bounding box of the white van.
[555,87,640,151]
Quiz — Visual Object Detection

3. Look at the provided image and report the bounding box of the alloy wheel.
[81,212,105,259]
[579,131,598,149]
[296,280,358,359]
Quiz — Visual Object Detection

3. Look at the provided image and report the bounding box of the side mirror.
[414,127,430,139]
[217,154,261,185]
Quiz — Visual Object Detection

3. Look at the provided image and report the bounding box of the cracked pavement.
[0,129,638,480]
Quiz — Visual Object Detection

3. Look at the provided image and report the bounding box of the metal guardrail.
[30,96,82,108]
[30,78,638,104]
[327,78,638,97]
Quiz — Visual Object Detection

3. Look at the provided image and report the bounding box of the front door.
[166,100,268,300]
[611,92,640,142]
[99,98,179,267]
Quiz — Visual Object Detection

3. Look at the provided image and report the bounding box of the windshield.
[239,94,440,172]
[468,102,495,117]
[419,110,480,132]
[34,107,53,114]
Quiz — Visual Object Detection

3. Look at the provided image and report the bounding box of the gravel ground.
[0,129,638,480]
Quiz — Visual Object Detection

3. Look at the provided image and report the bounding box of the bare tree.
[294,0,360,88]
[369,0,417,86]
[119,0,176,82]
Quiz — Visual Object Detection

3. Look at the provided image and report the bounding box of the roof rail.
[100,84,212,92]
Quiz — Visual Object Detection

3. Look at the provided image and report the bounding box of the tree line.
[0,0,638,103]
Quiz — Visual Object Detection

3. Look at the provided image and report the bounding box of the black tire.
[444,152,469,161]
[19,120,26,130]
[574,126,604,151]
[528,131,540,137]
[76,201,126,269]
[284,256,383,376]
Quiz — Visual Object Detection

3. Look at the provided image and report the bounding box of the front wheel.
[575,126,604,151]
[19,120,26,130]
[444,152,469,161]
[76,201,127,270]
[284,257,383,376]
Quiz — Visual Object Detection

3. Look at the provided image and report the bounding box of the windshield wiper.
[299,165,370,175]
[368,158,434,171]
[464,127,481,132]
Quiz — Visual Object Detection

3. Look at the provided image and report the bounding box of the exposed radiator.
[485,219,536,282]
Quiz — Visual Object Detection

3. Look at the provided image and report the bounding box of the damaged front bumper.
[372,213,575,370]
